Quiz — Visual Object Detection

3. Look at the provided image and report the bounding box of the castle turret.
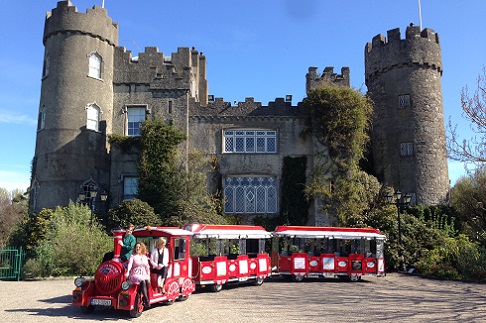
[306,66,350,94]
[365,25,449,205]
[30,1,118,211]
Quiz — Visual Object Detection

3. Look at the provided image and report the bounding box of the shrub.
[22,203,112,277]
[105,199,160,230]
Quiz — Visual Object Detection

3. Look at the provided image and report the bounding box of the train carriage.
[271,226,386,282]
[184,224,272,291]
[72,226,195,318]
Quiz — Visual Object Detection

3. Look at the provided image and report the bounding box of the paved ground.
[1,273,485,322]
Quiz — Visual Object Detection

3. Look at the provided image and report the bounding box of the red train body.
[72,224,386,317]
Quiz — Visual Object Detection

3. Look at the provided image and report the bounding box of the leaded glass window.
[223,176,277,214]
[223,129,277,153]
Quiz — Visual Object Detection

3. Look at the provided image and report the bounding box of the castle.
[30,1,449,225]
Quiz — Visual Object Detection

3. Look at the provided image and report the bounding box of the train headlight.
[121,280,132,291]
[74,277,86,287]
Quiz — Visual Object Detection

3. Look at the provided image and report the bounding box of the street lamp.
[78,189,108,227]
[386,190,412,272]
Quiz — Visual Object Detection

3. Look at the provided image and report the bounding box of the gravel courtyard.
[1,273,485,322]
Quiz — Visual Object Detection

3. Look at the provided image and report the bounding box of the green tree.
[106,198,160,229]
[302,84,375,225]
[450,165,486,244]
[8,208,53,254]
[165,151,227,226]
[0,188,28,246]
[137,120,225,226]
[137,120,186,220]
[22,203,112,278]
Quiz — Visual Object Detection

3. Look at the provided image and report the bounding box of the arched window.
[88,52,102,79]
[86,104,100,131]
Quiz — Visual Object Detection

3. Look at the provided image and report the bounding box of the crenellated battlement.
[365,25,442,83]
[306,66,350,94]
[190,97,302,117]
[114,46,207,102]
[44,0,118,46]
[366,24,439,52]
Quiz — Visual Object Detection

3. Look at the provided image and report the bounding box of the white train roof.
[272,226,386,240]
[184,224,272,239]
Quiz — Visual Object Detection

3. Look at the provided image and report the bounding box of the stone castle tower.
[31,2,118,210]
[365,25,449,205]
[30,1,449,222]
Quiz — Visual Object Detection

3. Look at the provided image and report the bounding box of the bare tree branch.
[447,66,486,164]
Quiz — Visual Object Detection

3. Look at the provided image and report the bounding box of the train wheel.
[252,277,264,286]
[349,275,361,282]
[129,294,143,318]
[209,283,223,292]
[163,299,174,306]
[80,305,95,314]
[292,274,304,282]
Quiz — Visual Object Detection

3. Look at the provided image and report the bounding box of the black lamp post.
[386,190,412,272]
[78,189,108,227]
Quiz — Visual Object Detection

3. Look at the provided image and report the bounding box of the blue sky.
[0,0,484,192]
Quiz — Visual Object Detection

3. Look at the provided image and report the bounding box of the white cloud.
[0,109,37,126]
[0,170,30,192]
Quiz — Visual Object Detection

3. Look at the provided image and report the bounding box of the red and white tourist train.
[184,224,272,291]
[72,224,386,317]
[72,226,195,317]
[271,226,386,282]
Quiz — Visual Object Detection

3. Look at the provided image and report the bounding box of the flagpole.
[418,0,423,29]
[102,0,105,8]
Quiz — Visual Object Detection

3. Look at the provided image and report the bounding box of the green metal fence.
[0,247,24,281]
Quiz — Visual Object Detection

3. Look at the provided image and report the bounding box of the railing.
[0,247,24,281]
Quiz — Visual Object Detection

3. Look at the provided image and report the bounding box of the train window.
[173,238,187,260]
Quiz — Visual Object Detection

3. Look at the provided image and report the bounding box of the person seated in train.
[151,237,169,293]
[118,223,136,262]
[125,242,152,308]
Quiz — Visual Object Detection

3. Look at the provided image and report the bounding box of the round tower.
[365,25,449,205]
[31,1,118,211]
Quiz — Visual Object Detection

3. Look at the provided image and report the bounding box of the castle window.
[88,52,102,79]
[42,52,50,78]
[39,105,46,130]
[398,94,411,108]
[123,176,139,200]
[223,176,277,214]
[86,104,100,131]
[223,129,277,154]
[400,142,414,156]
[127,106,146,136]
